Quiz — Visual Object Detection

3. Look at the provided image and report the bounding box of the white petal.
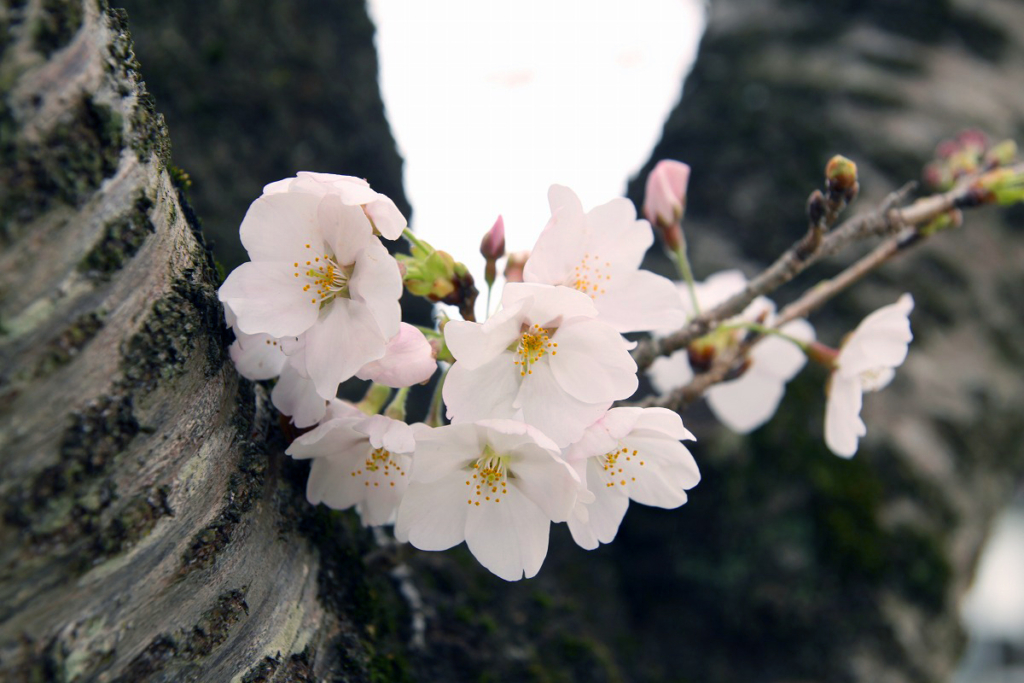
[625,434,700,490]
[646,349,695,396]
[219,261,320,338]
[318,195,376,266]
[444,299,525,370]
[357,323,436,387]
[582,198,652,273]
[629,407,696,442]
[408,423,484,483]
[465,484,550,581]
[837,294,914,378]
[594,269,687,334]
[548,318,638,404]
[349,240,403,340]
[286,418,366,460]
[523,185,587,285]
[229,332,287,380]
[507,448,580,523]
[568,458,630,548]
[824,374,866,458]
[444,354,521,425]
[303,300,387,399]
[501,282,598,327]
[272,365,328,428]
[305,455,366,508]
[706,371,785,434]
[514,363,610,448]
[239,192,322,263]
[364,195,407,240]
[357,415,416,454]
[394,472,470,550]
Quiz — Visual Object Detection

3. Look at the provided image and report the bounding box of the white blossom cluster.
[218,166,916,581]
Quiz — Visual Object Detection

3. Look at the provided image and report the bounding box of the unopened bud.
[643,160,690,247]
[504,250,529,283]
[805,341,839,370]
[972,167,1024,206]
[825,155,859,203]
[984,140,1017,168]
[480,215,506,262]
[807,189,827,226]
[920,209,963,236]
[687,341,716,374]
[957,129,989,155]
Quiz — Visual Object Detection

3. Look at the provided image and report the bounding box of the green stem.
[485,282,493,320]
[384,386,411,422]
[402,227,433,254]
[718,320,810,351]
[673,240,701,315]
[356,383,392,416]
[426,366,450,428]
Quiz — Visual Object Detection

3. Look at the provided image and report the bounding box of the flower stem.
[357,383,392,415]
[426,366,450,428]
[718,320,810,351]
[672,240,701,315]
[402,227,433,254]
[384,386,411,421]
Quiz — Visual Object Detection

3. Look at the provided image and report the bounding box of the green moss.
[31,310,106,379]
[0,96,124,244]
[2,394,137,541]
[79,191,155,276]
[117,589,249,681]
[178,416,266,576]
[92,485,172,557]
[33,0,84,57]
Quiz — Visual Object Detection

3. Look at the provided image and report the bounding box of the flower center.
[598,444,644,488]
[570,252,612,299]
[465,445,510,506]
[350,446,405,489]
[294,243,355,307]
[512,323,557,377]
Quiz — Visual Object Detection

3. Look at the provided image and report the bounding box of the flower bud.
[806,189,827,226]
[973,167,1024,206]
[480,215,505,261]
[504,250,529,283]
[984,139,1017,168]
[480,215,505,288]
[825,155,859,203]
[957,129,989,156]
[643,160,690,250]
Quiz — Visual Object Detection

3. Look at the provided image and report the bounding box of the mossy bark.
[3,1,1024,682]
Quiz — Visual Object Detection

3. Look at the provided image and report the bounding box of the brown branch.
[631,171,1005,373]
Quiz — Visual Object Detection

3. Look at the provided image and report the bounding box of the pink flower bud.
[480,215,506,261]
[643,160,691,231]
[503,250,529,283]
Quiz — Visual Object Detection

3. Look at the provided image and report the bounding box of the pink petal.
[219,261,320,338]
[465,485,550,581]
[357,323,436,387]
[303,299,387,399]
[824,374,866,458]
[239,191,323,262]
[547,318,638,404]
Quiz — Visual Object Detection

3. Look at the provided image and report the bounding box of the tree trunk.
[3,1,1023,682]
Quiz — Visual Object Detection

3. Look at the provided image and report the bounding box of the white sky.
[367,0,706,306]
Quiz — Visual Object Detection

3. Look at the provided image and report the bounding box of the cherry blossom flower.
[523,185,685,334]
[648,270,814,433]
[394,419,581,581]
[566,407,699,550]
[272,360,329,429]
[219,185,403,398]
[287,406,416,526]
[443,282,638,447]
[263,172,407,240]
[224,304,287,381]
[824,293,914,458]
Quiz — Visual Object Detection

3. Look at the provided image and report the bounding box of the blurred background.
[115,0,1024,680]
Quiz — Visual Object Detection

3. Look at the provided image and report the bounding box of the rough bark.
[3,1,1024,682]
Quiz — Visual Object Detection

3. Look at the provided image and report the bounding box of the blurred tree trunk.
[2,1,1023,682]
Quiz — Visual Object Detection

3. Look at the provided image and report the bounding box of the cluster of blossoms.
[220,162,917,580]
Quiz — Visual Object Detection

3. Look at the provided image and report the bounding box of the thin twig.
[631,172,998,372]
